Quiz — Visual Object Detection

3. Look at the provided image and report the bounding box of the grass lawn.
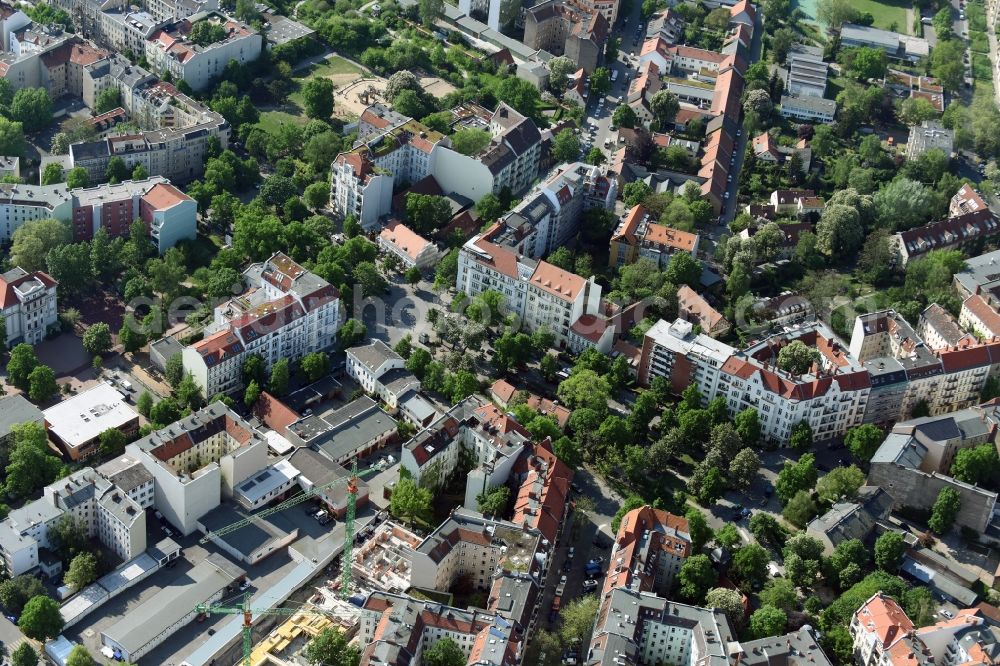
[973,53,992,81]
[298,55,363,79]
[852,0,909,32]
[970,30,989,54]
[257,109,309,133]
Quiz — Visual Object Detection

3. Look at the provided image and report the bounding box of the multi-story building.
[358,590,520,665]
[0,394,43,448]
[917,303,974,352]
[840,23,930,62]
[950,183,990,218]
[609,204,701,268]
[70,177,196,253]
[44,381,139,460]
[608,506,692,595]
[955,249,1000,300]
[677,284,730,338]
[144,12,261,91]
[511,439,573,544]
[96,453,155,509]
[98,9,164,56]
[786,43,828,97]
[0,267,58,346]
[637,318,735,396]
[0,183,74,243]
[332,103,543,228]
[457,224,604,346]
[522,0,609,73]
[377,221,442,271]
[870,405,1000,533]
[284,396,397,465]
[402,396,531,511]
[407,508,543,593]
[493,161,615,259]
[960,292,1000,340]
[182,252,339,397]
[906,120,954,159]
[127,401,268,535]
[780,93,837,123]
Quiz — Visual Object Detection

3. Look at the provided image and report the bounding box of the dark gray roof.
[317,398,397,462]
[0,395,43,439]
[199,503,293,555]
[738,627,834,666]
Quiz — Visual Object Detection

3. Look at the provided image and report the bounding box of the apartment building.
[345,340,425,412]
[805,485,893,554]
[951,183,990,218]
[0,267,58,346]
[511,439,573,544]
[332,103,543,228]
[358,591,520,665]
[377,221,442,271]
[494,161,615,259]
[144,12,261,91]
[609,204,700,268]
[780,94,837,123]
[522,0,609,73]
[127,402,268,535]
[637,318,735,396]
[677,285,730,338]
[870,405,1000,532]
[608,506,692,596]
[96,454,155,509]
[182,252,340,397]
[458,224,604,346]
[402,396,531,511]
[70,177,196,253]
[0,183,74,243]
[407,509,543,593]
[98,9,164,56]
[44,382,140,460]
[894,208,1000,266]
[918,303,975,352]
[0,464,148,575]
[960,292,1000,340]
[907,120,954,159]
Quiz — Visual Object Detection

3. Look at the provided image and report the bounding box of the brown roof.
[0,270,56,309]
[677,285,728,331]
[253,391,299,436]
[379,221,432,261]
[142,183,192,210]
[528,261,587,302]
[643,223,698,251]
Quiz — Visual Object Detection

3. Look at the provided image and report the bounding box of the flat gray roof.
[101,553,243,655]
[317,397,397,462]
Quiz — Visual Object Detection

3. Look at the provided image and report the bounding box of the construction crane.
[196,594,351,666]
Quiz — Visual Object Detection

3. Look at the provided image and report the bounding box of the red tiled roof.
[0,270,56,309]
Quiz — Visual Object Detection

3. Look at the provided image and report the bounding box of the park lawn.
[973,53,992,81]
[852,0,909,32]
[257,109,309,134]
[300,55,363,78]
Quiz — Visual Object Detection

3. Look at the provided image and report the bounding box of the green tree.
[874,532,906,572]
[622,181,652,208]
[418,0,444,25]
[27,365,57,403]
[65,646,94,666]
[677,554,718,602]
[0,117,25,157]
[589,67,611,96]
[685,508,713,551]
[932,6,953,40]
[734,408,761,447]
[389,476,433,524]
[244,380,262,407]
[552,129,581,163]
[303,627,361,666]
[304,182,329,210]
[845,424,883,462]
[777,340,821,375]
[11,643,38,666]
[406,193,453,234]
[18,596,64,640]
[732,543,769,591]
[560,595,600,644]
[817,0,858,28]
[775,454,818,505]
[476,485,510,517]
[41,162,63,185]
[104,156,129,184]
[119,315,146,353]
[705,587,745,628]
[451,128,492,156]
[422,638,465,666]
[612,104,637,129]
[11,218,71,271]
[299,352,330,383]
[789,421,813,452]
[9,88,51,132]
[650,90,680,128]
[338,319,367,351]
[188,20,226,45]
[0,576,45,616]
[557,369,611,412]
[94,87,121,115]
[82,322,113,356]
[6,343,38,390]
[816,465,865,505]
[928,487,961,534]
[759,578,798,612]
[66,167,89,189]
[664,252,701,288]
[269,358,290,397]
[750,605,787,639]
[783,489,819,528]
[950,443,999,486]
[65,552,98,592]
[98,427,127,457]
[302,78,334,120]
[816,204,863,260]
[931,39,965,92]
[874,178,933,231]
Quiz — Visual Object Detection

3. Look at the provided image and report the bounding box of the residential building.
[780,94,837,123]
[0,498,63,576]
[144,12,261,91]
[906,120,954,159]
[960,293,1000,340]
[637,318,735,396]
[458,224,604,346]
[100,553,244,662]
[851,593,918,666]
[645,7,686,43]
[182,253,339,397]
[918,303,975,352]
[0,183,74,243]
[96,453,155,509]
[490,378,572,429]
[885,70,946,113]
[805,486,893,554]
[70,177,196,253]
[770,189,818,214]
[332,103,543,228]
[951,183,990,218]
[345,340,428,416]
[840,23,930,62]
[493,161,615,259]
[736,627,835,666]
[285,396,397,465]
[358,591,520,665]
[677,284,730,338]
[347,340,406,396]
[377,221,442,271]
[608,204,700,268]
[786,43,828,97]
[401,396,531,511]
[511,438,573,543]
[893,210,999,265]
[607,506,692,596]
[0,394,43,447]
[738,221,813,260]
[522,0,609,73]
[955,249,1000,299]
[0,267,58,346]
[869,405,1000,532]
[407,508,543,592]
[751,132,812,172]
[127,402,269,535]
[44,382,139,460]
[286,447,370,518]
[98,9,164,56]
